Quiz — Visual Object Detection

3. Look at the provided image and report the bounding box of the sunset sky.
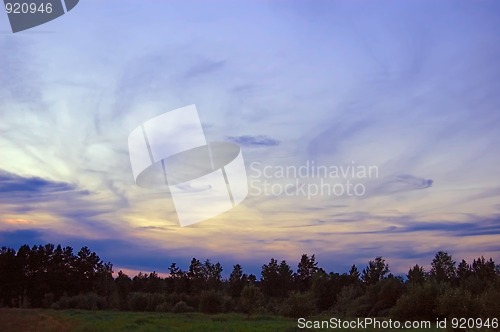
[1,0,499,277]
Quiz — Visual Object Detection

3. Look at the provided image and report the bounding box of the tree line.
[0,244,499,320]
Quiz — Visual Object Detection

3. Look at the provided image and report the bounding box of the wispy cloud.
[0,169,89,202]
[227,135,280,147]
[371,174,433,196]
[183,59,227,79]
[0,169,123,236]
[0,170,81,197]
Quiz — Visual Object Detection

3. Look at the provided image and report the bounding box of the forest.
[0,244,498,321]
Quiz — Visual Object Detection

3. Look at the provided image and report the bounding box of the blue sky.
[1,0,499,276]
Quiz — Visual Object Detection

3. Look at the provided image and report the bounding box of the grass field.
[0,309,445,331]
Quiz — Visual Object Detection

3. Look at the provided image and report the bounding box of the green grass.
[57,311,300,332]
[0,309,445,331]
[0,309,298,332]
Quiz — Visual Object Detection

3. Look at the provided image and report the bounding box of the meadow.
[0,309,446,332]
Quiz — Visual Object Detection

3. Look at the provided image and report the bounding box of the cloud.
[371,174,433,196]
[183,59,227,79]
[307,119,373,158]
[0,169,77,194]
[227,135,280,147]
[390,216,500,237]
[0,229,44,247]
[0,169,90,203]
[0,170,95,215]
[0,169,122,236]
[316,212,500,238]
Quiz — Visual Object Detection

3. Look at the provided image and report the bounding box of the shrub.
[265,298,281,315]
[172,301,194,313]
[78,293,107,310]
[391,282,446,321]
[350,277,405,317]
[221,295,234,313]
[199,290,224,314]
[52,293,106,310]
[165,293,181,306]
[155,302,172,313]
[127,292,167,312]
[51,296,77,310]
[477,284,500,318]
[280,292,315,318]
[436,287,478,318]
[107,290,120,310]
[180,293,199,310]
[331,284,364,317]
[145,293,166,312]
[239,285,264,316]
[127,292,149,311]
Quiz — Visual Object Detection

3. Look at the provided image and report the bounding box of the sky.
[1,0,499,277]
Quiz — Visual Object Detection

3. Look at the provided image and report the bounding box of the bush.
[436,287,479,318]
[239,285,264,315]
[280,292,315,318]
[78,293,107,310]
[128,292,149,311]
[265,298,281,315]
[180,293,199,310]
[107,290,120,310]
[331,284,364,317]
[155,302,172,313]
[199,290,225,314]
[477,284,500,318]
[127,292,166,312]
[145,293,166,312]
[172,301,194,313]
[350,277,405,317]
[52,293,106,310]
[165,293,181,306]
[391,282,445,321]
[221,295,234,313]
[51,296,77,310]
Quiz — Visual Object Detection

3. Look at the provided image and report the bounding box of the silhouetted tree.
[296,254,319,292]
[278,260,294,295]
[247,273,257,285]
[349,264,361,284]
[457,259,471,282]
[75,246,104,293]
[0,243,497,319]
[407,264,426,285]
[95,262,115,306]
[0,247,18,307]
[228,264,246,298]
[311,270,341,311]
[188,258,204,294]
[430,251,456,283]
[471,256,496,282]
[145,271,163,293]
[15,244,30,306]
[202,259,223,291]
[261,258,292,298]
[362,256,389,285]
[115,270,131,310]
[167,262,187,294]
